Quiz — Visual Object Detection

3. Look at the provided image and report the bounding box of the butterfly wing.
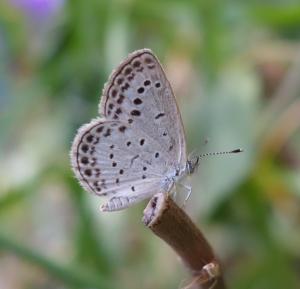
[99,49,187,169]
[71,49,187,210]
[71,119,163,196]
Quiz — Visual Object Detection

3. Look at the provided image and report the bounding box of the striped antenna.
[198,148,243,158]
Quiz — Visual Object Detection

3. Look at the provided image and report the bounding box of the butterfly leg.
[176,182,192,208]
[183,184,192,207]
[171,190,177,202]
[160,190,177,205]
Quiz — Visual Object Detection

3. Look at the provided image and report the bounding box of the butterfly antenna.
[198,148,243,158]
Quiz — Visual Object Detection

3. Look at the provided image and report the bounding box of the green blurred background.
[1,0,300,288]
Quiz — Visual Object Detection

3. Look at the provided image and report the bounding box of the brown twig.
[143,193,226,289]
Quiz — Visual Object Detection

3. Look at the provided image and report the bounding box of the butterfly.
[70,49,241,212]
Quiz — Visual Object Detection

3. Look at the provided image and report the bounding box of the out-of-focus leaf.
[65,172,114,277]
[0,233,116,289]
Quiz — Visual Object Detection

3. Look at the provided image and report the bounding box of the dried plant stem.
[143,194,226,289]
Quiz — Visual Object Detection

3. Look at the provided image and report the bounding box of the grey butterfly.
[70,49,240,212]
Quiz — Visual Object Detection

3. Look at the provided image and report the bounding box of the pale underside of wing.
[71,119,166,198]
[100,181,164,211]
[70,49,187,210]
[99,49,187,167]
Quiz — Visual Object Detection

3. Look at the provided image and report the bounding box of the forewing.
[99,49,187,168]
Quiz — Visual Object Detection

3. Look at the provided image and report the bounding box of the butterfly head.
[186,155,200,175]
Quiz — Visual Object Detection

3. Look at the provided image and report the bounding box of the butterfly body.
[71,49,190,212]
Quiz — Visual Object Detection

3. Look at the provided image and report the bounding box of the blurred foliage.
[0,0,300,289]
